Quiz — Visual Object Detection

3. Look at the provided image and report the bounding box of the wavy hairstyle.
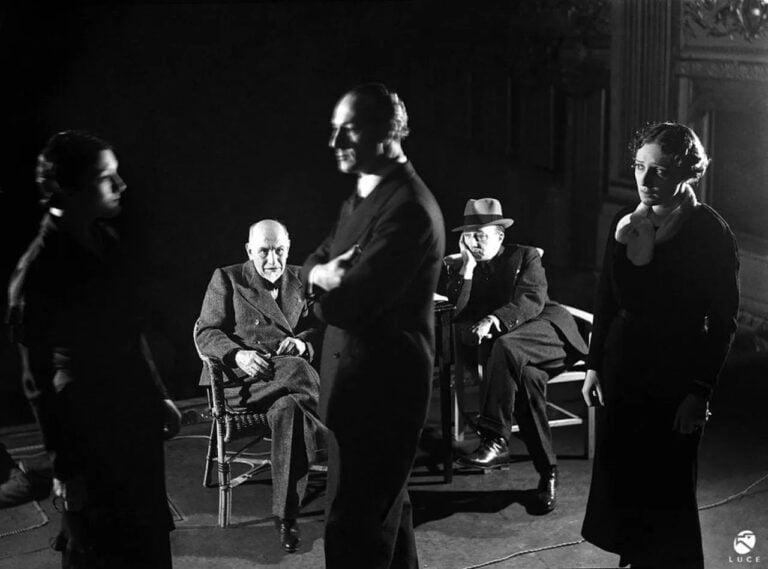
[347,82,410,142]
[629,122,710,184]
[36,130,112,207]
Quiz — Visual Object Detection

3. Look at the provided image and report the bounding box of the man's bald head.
[249,219,289,242]
[246,219,291,283]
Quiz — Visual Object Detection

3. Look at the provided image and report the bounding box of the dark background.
[0,2,611,425]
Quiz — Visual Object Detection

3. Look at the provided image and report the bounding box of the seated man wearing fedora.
[444,198,588,514]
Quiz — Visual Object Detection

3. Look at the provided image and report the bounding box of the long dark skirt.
[53,358,173,569]
[582,387,704,568]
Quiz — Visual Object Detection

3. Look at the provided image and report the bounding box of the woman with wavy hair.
[7,130,180,568]
[581,122,739,568]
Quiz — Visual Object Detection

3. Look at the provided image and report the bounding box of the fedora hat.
[451,198,514,232]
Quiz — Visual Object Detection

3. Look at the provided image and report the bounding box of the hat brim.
[451,218,514,232]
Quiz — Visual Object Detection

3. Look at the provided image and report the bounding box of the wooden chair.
[193,321,272,528]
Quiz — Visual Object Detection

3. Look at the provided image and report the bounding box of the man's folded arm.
[315,201,441,331]
[300,223,338,295]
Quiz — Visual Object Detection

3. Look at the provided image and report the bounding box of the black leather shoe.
[277,518,300,553]
[531,466,558,514]
[457,437,511,469]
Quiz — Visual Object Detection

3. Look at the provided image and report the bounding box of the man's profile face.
[246,221,290,283]
[462,226,504,261]
[328,93,386,175]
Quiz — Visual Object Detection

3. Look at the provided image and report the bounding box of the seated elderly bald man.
[195,219,324,553]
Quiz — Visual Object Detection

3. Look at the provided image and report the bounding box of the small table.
[433,300,455,483]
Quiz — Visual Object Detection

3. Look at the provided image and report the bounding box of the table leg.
[438,311,453,483]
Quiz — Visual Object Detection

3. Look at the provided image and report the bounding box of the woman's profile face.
[79,149,126,219]
[633,142,687,208]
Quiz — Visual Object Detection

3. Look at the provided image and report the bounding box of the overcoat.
[195,262,321,384]
[194,261,324,519]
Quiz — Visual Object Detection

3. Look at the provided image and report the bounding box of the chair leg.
[451,336,467,441]
[203,421,217,488]
[214,417,231,528]
[218,460,231,528]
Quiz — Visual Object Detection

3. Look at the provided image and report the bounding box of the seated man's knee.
[268,394,300,416]
[488,334,525,369]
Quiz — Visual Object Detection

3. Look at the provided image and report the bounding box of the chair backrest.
[560,304,593,345]
[193,319,226,404]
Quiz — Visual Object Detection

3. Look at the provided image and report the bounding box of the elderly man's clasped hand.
[235,349,275,380]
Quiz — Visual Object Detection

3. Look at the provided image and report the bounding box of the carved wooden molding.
[684,0,768,42]
[675,58,768,80]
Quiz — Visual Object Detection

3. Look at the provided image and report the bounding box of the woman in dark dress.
[7,131,181,568]
[581,122,739,568]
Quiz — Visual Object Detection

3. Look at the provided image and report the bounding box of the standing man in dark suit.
[446,198,588,514]
[301,83,445,569]
[195,219,324,553]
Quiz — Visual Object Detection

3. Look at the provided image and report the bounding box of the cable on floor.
[698,471,768,511]
[451,470,768,569]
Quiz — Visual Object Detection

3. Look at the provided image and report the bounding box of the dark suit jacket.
[300,161,445,431]
[195,262,321,384]
[444,244,588,355]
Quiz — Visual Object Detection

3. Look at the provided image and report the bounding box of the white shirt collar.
[356,157,406,198]
[49,207,64,217]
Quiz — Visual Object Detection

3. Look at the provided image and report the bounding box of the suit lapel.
[330,162,410,256]
[278,267,305,328]
[237,262,294,334]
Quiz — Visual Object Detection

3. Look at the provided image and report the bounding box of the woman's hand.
[673,393,709,434]
[53,475,88,512]
[582,369,604,407]
[162,399,182,440]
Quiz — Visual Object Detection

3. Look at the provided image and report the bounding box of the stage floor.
[2,350,767,569]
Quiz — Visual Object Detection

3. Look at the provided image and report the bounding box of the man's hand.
[464,315,501,346]
[312,245,361,292]
[235,350,274,380]
[276,337,307,357]
[581,369,604,407]
[162,399,182,440]
[458,235,477,278]
[673,393,709,434]
[53,475,87,512]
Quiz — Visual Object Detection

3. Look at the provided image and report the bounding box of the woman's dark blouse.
[6,214,168,479]
[587,203,739,401]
